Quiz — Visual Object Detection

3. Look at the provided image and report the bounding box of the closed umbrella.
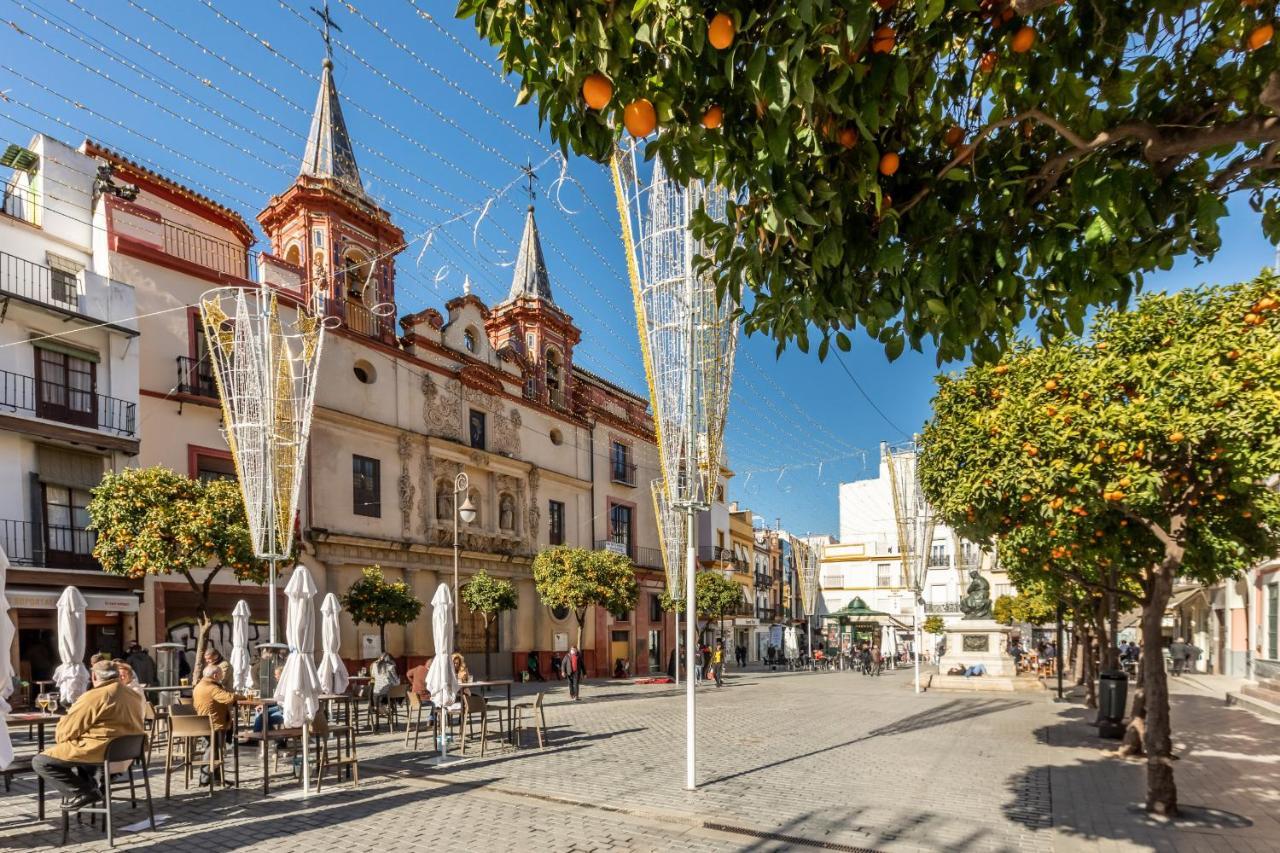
[231,600,254,693]
[317,593,348,695]
[0,547,15,770]
[274,565,320,794]
[425,583,460,764]
[53,587,88,706]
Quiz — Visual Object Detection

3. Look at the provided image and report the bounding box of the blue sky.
[1,0,1275,536]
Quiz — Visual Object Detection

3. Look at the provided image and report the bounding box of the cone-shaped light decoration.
[883,439,937,596]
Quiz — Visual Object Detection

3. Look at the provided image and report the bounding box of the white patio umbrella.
[783,626,799,662]
[274,565,320,794]
[0,547,15,770]
[53,586,88,706]
[231,600,254,693]
[425,583,460,764]
[317,593,348,696]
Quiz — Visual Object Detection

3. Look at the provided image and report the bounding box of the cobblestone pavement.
[1,666,1275,852]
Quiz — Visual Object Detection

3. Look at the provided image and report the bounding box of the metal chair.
[457,693,502,756]
[313,705,357,791]
[60,734,155,848]
[164,714,218,798]
[511,691,546,749]
[403,690,435,749]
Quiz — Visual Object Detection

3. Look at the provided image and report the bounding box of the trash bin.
[1098,669,1128,738]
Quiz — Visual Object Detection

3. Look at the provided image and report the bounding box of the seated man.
[406,658,431,703]
[33,660,145,811]
[193,664,238,734]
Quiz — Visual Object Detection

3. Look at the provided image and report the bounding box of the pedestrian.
[565,644,583,700]
[1043,641,1057,675]
[124,642,157,686]
[33,660,145,811]
[1168,637,1187,676]
[406,657,431,702]
[712,640,725,687]
[527,650,545,682]
[871,646,883,676]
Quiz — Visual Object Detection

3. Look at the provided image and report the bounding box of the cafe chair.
[61,734,155,848]
[164,714,220,798]
[511,692,547,749]
[457,693,502,757]
[403,691,434,749]
[312,708,358,791]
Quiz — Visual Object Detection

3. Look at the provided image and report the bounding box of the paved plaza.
[1,668,1276,852]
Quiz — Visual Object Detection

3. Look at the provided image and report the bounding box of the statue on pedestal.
[960,569,992,620]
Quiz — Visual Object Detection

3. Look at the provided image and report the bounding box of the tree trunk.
[379,622,388,656]
[1080,622,1097,709]
[1141,570,1177,815]
[192,614,212,681]
[576,610,585,652]
[483,616,492,679]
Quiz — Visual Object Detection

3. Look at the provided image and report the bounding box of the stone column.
[409,568,438,657]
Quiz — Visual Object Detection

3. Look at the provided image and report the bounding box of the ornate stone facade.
[397,432,415,533]
[422,373,461,440]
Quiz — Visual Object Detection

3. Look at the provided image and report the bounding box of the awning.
[1166,587,1206,612]
[7,586,139,613]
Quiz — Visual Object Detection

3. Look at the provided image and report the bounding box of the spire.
[300,2,363,196]
[508,205,554,303]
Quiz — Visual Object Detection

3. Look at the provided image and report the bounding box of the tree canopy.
[460,570,519,677]
[460,0,1280,363]
[918,273,1280,815]
[921,614,945,635]
[660,570,745,631]
[341,566,424,650]
[88,466,264,666]
[532,546,639,645]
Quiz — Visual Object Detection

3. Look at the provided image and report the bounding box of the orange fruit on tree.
[882,194,893,209]
[1011,26,1036,53]
[879,151,900,175]
[871,25,896,53]
[838,127,859,149]
[624,98,657,137]
[979,51,998,73]
[1043,379,1058,391]
[943,126,965,148]
[1227,349,1240,361]
[1169,430,1185,443]
[581,73,613,110]
[1256,296,1278,311]
[993,363,1009,374]
[1246,23,1273,51]
[1244,311,1264,325]
[701,105,724,129]
[708,12,736,50]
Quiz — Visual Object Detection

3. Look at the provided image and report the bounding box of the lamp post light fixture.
[452,472,476,626]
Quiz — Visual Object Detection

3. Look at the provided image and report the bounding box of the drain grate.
[702,822,883,853]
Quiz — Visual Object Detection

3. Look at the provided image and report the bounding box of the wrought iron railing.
[595,540,663,570]
[0,250,79,312]
[175,355,217,398]
[610,460,636,486]
[1,182,39,226]
[0,519,34,566]
[326,297,392,339]
[754,571,773,588]
[0,368,136,436]
[927,555,950,568]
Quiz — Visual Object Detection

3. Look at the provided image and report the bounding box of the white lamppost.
[451,472,476,626]
[884,439,937,695]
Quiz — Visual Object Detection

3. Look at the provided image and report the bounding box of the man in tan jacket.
[33,660,145,810]
[193,665,238,733]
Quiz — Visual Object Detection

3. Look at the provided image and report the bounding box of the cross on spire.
[520,159,538,208]
[311,1,342,63]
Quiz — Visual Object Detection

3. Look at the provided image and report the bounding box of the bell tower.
[486,181,580,410]
[257,1,403,343]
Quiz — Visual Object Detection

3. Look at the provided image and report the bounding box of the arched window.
[544,347,562,390]
[343,249,373,303]
[463,327,478,353]
[284,244,301,266]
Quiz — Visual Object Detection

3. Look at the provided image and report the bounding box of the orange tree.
[88,466,264,669]
[341,566,424,656]
[917,273,1280,815]
[532,546,638,648]
[459,1,1280,362]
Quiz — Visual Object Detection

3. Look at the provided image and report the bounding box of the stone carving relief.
[526,466,540,544]
[463,386,495,412]
[499,494,516,531]
[421,373,461,440]
[418,451,434,535]
[397,433,415,533]
[493,407,522,457]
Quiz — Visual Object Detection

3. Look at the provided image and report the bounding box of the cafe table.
[233,696,288,795]
[5,712,61,820]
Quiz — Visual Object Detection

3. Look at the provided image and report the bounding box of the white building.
[0,135,142,674]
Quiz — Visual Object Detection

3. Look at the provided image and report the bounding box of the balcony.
[323,295,395,340]
[925,601,961,614]
[0,518,99,571]
[610,460,636,487]
[0,368,136,437]
[1,250,79,314]
[595,540,663,570]
[754,571,773,589]
[162,218,248,279]
[927,555,950,568]
[757,606,778,621]
[1,182,39,226]
[175,356,217,399]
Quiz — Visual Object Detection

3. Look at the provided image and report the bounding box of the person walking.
[124,643,157,686]
[564,644,584,700]
[1168,637,1187,676]
[712,640,725,687]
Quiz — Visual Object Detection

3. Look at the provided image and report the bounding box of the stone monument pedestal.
[933,620,1043,692]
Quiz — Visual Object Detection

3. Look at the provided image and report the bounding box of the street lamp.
[452,472,476,625]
